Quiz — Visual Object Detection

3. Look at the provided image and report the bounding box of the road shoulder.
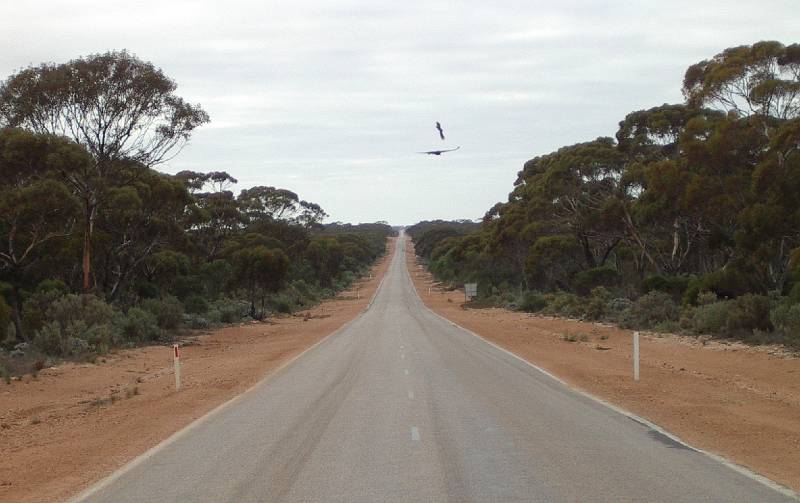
[0,239,395,503]
[405,243,800,493]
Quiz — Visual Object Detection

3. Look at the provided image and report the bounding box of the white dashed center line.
[411,426,420,441]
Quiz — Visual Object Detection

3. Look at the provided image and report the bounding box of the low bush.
[183,313,211,329]
[212,298,249,323]
[770,301,800,343]
[643,275,692,300]
[115,308,161,343]
[270,293,293,314]
[518,291,547,313]
[141,296,184,330]
[687,293,771,338]
[184,295,209,315]
[30,295,120,356]
[585,287,612,321]
[573,267,620,295]
[684,268,762,305]
[542,291,584,318]
[619,291,679,329]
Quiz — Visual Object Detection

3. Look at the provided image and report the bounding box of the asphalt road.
[75,234,796,502]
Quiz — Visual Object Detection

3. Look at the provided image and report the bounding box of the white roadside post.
[633,331,640,381]
[173,344,181,391]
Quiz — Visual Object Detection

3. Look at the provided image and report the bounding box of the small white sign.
[464,283,478,299]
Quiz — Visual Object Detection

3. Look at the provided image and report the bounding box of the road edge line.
[69,257,390,503]
[403,249,799,501]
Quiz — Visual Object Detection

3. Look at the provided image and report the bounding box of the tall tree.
[0,128,85,340]
[0,51,209,291]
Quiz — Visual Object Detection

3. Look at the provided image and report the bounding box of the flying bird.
[435,122,445,140]
[418,146,460,156]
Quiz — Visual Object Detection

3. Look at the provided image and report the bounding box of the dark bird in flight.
[418,146,460,156]
[435,122,445,140]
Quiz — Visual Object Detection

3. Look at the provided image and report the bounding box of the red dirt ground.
[406,243,800,493]
[0,239,395,503]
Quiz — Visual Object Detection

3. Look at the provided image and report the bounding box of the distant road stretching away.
[75,234,796,502]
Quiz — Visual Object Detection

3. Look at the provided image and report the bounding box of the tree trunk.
[11,285,25,342]
[82,200,96,293]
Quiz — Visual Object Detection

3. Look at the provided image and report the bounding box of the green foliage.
[0,55,394,364]
[184,295,209,315]
[270,293,294,314]
[688,294,771,337]
[542,292,584,318]
[643,275,692,299]
[141,296,184,330]
[619,291,680,329]
[684,269,762,304]
[771,302,800,342]
[211,298,249,323]
[518,291,547,312]
[0,296,11,342]
[586,287,612,320]
[115,308,161,343]
[30,295,119,356]
[408,41,800,348]
[573,267,620,296]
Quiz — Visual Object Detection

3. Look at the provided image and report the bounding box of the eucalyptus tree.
[0,51,209,291]
[0,128,87,339]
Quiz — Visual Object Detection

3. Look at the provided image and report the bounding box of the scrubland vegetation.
[409,41,800,348]
[0,51,394,377]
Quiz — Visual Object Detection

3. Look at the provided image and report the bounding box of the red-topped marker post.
[173,344,181,391]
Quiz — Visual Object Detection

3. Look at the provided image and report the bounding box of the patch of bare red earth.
[0,238,395,503]
[406,243,800,492]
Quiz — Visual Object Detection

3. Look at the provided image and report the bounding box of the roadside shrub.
[643,275,692,300]
[141,296,184,330]
[22,289,70,333]
[30,295,119,356]
[47,294,116,330]
[689,301,729,335]
[205,308,222,324]
[183,295,209,315]
[33,321,63,355]
[270,293,293,314]
[727,294,771,334]
[115,308,160,343]
[543,291,584,318]
[212,298,249,323]
[585,287,612,321]
[518,291,547,313]
[183,313,211,329]
[83,324,114,354]
[770,302,800,341]
[608,297,633,312]
[652,320,680,333]
[684,268,761,304]
[573,267,619,295]
[688,294,771,338]
[619,291,679,329]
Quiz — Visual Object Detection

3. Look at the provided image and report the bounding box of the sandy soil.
[405,244,800,493]
[0,239,395,503]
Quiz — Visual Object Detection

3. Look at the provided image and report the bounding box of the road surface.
[75,234,796,502]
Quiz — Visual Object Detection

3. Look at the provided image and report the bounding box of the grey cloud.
[1,0,797,224]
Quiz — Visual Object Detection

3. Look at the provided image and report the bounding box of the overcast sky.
[1,1,797,225]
